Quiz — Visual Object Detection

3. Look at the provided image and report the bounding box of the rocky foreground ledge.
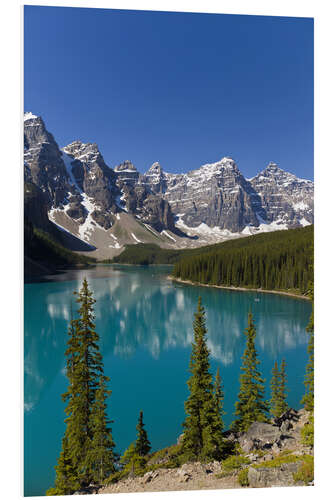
[75,408,313,495]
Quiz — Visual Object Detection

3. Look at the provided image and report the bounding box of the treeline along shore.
[171,225,313,296]
[169,276,311,300]
[111,226,313,297]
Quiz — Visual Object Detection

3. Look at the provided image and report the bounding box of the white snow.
[24,112,38,121]
[175,215,232,238]
[293,201,308,211]
[143,223,160,237]
[241,219,288,235]
[161,230,176,242]
[109,242,122,249]
[131,233,142,243]
[62,152,81,192]
[299,218,311,227]
[48,208,95,248]
[115,194,127,212]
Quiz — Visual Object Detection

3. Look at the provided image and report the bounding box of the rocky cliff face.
[249,163,314,227]
[24,112,71,207]
[24,112,314,254]
[157,158,267,232]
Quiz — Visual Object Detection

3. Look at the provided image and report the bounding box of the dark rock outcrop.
[24,113,71,207]
[141,195,176,232]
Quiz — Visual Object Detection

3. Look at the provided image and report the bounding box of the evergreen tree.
[302,281,314,412]
[270,359,288,418]
[213,367,224,427]
[181,297,224,461]
[46,435,79,496]
[85,375,116,484]
[134,411,151,457]
[270,361,280,418]
[49,279,116,494]
[120,443,146,477]
[279,359,288,414]
[233,312,269,432]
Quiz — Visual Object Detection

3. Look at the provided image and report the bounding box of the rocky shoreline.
[168,276,311,300]
[88,408,313,495]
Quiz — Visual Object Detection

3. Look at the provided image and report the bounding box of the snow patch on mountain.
[131,233,142,243]
[24,112,38,121]
[299,218,311,227]
[161,230,176,242]
[78,194,107,241]
[293,201,309,211]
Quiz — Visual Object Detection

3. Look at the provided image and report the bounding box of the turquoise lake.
[24,265,312,496]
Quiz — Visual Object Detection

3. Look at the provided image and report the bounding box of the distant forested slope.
[24,218,96,278]
[172,226,313,295]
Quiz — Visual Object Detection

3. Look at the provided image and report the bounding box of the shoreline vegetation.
[168,276,311,300]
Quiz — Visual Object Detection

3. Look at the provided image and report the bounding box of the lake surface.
[24,265,311,496]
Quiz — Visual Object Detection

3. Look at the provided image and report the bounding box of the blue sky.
[24,6,313,179]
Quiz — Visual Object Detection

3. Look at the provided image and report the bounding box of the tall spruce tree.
[85,374,116,483]
[134,411,151,457]
[213,367,224,427]
[279,359,288,414]
[302,281,314,413]
[270,361,280,418]
[181,297,224,461]
[270,359,288,418]
[233,312,269,432]
[48,279,116,495]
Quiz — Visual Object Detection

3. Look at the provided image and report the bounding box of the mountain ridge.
[24,112,314,259]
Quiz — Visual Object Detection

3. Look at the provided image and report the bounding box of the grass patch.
[222,455,251,472]
[301,415,314,447]
[293,455,314,484]
[253,454,302,469]
[215,454,251,478]
[238,468,249,487]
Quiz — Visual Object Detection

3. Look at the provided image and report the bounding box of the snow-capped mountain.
[24,112,314,258]
[249,163,314,228]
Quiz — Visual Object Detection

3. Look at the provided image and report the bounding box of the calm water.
[24,265,311,496]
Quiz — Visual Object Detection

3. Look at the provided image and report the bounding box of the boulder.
[143,471,159,484]
[280,420,292,433]
[240,438,255,454]
[247,463,300,487]
[239,422,282,452]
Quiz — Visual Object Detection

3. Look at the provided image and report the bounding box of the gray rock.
[247,462,300,487]
[240,438,256,454]
[241,422,282,449]
[280,420,292,433]
[250,163,314,227]
[271,442,281,454]
[24,113,73,207]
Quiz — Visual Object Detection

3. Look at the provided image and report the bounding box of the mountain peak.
[198,156,239,174]
[62,141,101,159]
[146,162,164,175]
[265,162,283,173]
[115,160,137,172]
[24,112,39,122]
